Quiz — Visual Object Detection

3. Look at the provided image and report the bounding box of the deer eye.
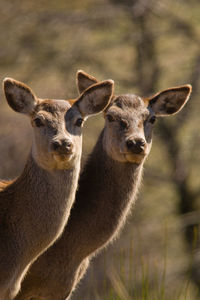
[120,120,128,129]
[149,116,156,124]
[75,118,84,127]
[34,118,44,127]
[107,114,114,122]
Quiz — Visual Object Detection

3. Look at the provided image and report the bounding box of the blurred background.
[0,0,200,299]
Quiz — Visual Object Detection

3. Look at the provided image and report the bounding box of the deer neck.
[59,129,143,260]
[9,148,81,249]
[18,150,80,200]
[86,129,143,219]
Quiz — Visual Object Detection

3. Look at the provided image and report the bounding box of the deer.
[0,76,114,300]
[15,71,192,300]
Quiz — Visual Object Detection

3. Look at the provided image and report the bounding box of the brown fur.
[15,71,191,300]
[0,77,113,300]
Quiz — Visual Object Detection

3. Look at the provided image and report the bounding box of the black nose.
[52,139,72,153]
[126,138,146,154]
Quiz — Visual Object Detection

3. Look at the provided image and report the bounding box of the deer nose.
[52,139,73,154]
[126,138,146,154]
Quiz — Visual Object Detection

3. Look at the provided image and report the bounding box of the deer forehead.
[107,94,149,120]
[34,99,72,119]
[113,94,145,108]
[37,99,71,113]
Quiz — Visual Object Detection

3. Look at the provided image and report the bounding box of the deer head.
[3,77,114,170]
[77,70,191,164]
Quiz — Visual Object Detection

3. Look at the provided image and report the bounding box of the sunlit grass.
[78,222,198,300]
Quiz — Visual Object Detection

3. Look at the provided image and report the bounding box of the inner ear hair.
[145,84,192,116]
[76,80,114,117]
[76,70,98,94]
[3,78,37,114]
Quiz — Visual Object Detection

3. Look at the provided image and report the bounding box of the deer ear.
[147,85,192,116]
[3,78,37,115]
[76,80,114,117]
[76,70,98,94]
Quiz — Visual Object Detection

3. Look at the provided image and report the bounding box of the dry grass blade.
[107,266,132,300]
